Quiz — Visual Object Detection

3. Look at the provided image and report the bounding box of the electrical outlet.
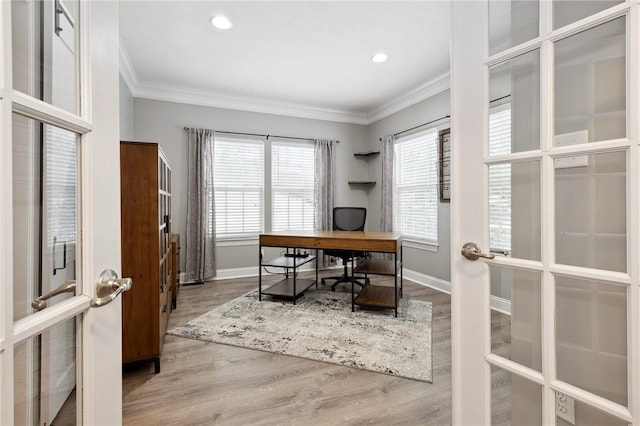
[555,391,575,425]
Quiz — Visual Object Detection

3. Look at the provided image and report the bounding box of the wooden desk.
[259,231,403,316]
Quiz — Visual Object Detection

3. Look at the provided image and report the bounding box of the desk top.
[259,230,402,253]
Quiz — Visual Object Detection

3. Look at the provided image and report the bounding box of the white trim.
[403,269,451,294]
[133,82,370,125]
[12,297,90,344]
[403,239,439,253]
[366,73,450,124]
[216,238,258,247]
[402,269,511,314]
[213,266,260,280]
[119,56,450,125]
[12,91,92,134]
[118,37,138,94]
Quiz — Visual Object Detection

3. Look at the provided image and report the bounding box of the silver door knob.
[91,269,133,308]
[461,242,495,261]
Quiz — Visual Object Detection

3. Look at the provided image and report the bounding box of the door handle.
[461,242,495,261]
[90,269,133,308]
[32,280,76,311]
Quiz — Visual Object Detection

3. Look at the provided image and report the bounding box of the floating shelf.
[348,180,376,186]
[353,151,380,158]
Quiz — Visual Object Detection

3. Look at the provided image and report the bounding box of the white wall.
[119,75,134,140]
[366,90,451,281]
[133,98,370,270]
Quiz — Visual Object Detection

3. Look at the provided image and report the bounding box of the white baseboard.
[403,269,452,295]
[403,269,511,315]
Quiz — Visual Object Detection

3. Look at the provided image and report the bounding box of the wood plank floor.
[123,272,453,425]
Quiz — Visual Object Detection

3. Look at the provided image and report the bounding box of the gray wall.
[119,75,134,140]
[366,90,451,281]
[133,98,370,270]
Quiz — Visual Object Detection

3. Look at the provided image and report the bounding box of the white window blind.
[214,137,264,238]
[488,107,512,252]
[393,129,439,241]
[45,124,78,246]
[271,141,315,231]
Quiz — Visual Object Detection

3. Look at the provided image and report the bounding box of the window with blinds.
[45,124,78,247]
[271,141,315,231]
[488,107,512,252]
[393,129,439,241]
[214,137,264,238]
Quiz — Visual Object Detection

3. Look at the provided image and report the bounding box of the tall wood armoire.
[120,141,173,373]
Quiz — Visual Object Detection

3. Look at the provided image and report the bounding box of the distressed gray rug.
[168,289,433,382]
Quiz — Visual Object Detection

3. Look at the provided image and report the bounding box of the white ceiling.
[119,1,451,124]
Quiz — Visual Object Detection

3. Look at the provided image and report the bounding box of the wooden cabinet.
[120,141,174,373]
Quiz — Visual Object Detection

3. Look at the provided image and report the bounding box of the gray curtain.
[314,139,336,266]
[380,134,395,232]
[184,128,216,283]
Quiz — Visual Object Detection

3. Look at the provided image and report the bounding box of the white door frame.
[451,1,640,424]
[0,1,123,424]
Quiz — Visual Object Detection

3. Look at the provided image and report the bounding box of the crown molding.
[365,73,450,124]
[119,37,138,94]
[132,82,370,125]
[119,41,449,125]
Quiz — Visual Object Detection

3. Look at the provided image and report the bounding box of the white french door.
[1,1,123,424]
[452,0,639,425]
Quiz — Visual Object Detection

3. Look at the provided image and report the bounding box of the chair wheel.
[330,287,336,292]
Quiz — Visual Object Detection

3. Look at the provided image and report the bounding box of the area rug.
[168,289,433,382]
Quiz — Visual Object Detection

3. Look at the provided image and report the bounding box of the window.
[271,141,315,231]
[394,129,439,242]
[214,136,264,238]
[45,124,78,247]
[488,107,512,252]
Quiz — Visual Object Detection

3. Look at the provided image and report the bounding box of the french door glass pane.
[13,114,80,321]
[556,276,627,406]
[12,0,79,114]
[14,316,77,426]
[553,0,624,30]
[489,160,541,261]
[554,151,626,272]
[490,265,542,371]
[554,17,626,143]
[488,0,539,56]
[491,365,542,425]
[489,50,540,155]
[557,398,628,426]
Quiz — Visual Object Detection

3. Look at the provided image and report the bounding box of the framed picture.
[439,128,450,202]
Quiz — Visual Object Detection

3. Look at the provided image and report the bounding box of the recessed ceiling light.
[372,52,388,63]
[210,15,233,30]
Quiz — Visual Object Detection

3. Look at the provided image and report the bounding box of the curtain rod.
[379,115,450,141]
[376,95,511,141]
[183,128,340,143]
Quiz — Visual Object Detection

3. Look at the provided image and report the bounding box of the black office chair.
[321,207,369,291]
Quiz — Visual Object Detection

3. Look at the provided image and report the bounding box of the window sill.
[403,238,439,253]
[217,237,259,247]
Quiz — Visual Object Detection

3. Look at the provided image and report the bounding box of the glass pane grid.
[555,275,628,407]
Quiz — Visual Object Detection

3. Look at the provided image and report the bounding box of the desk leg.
[351,256,355,312]
[315,249,319,289]
[259,244,262,301]
[394,250,398,317]
[293,248,297,305]
[400,245,403,298]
